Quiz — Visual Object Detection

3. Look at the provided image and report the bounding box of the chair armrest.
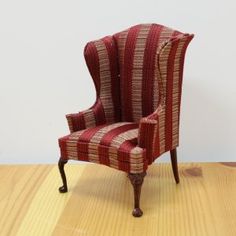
[138,105,163,163]
[66,99,106,133]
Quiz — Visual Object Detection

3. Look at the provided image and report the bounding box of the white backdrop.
[0,0,236,164]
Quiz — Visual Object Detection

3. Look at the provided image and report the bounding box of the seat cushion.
[59,122,147,173]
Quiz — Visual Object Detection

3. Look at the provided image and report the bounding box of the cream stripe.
[83,109,96,128]
[172,38,187,148]
[158,37,173,154]
[66,129,87,160]
[65,123,143,169]
[110,128,138,148]
[153,28,175,155]
[94,40,114,123]
[16,165,86,236]
[66,116,73,133]
[131,24,151,122]
[110,128,143,173]
[154,28,174,109]
[88,122,131,162]
[89,122,131,144]
[129,147,145,173]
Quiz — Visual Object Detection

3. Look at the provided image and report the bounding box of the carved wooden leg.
[170,148,180,184]
[128,172,146,217]
[58,158,68,193]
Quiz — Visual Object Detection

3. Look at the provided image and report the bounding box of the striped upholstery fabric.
[59,23,193,173]
[115,24,181,122]
[66,36,120,133]
[59,122,147,173]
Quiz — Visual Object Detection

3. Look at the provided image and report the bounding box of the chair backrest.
[114,24,193,124]
[84,24,193,153]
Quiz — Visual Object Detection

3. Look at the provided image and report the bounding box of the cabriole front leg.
[58,158,68,193]
[128,172,146,217]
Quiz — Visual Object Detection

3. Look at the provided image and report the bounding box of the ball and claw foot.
[128,172,146,217]
[58,185,68,193]
[132,208,143,217]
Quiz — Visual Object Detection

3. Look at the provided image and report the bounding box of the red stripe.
[142,24,163,117]
[72,113,86,131]
[118,161,130,173]
[117,137,146,172]
[153,123,160,162]
[143,152,148,172]
[165,40,179,151]
[78,124,107,143]
[122,25,141,121]
[118,138,137,159]
[77,124,107,161]
[58,135,70,160]
[92,99,106,126]
[117,140,134,172]
[100,123,138,146]
[102,36,121,122]
[84,42,101,98]
[138,121,156,164]
[97,145,110,166]
[98,123,138,165]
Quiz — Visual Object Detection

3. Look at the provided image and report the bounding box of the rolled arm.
[66,99,106,133]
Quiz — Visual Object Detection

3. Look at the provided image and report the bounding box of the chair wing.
[138,33,194,163]
[66,36,120,133]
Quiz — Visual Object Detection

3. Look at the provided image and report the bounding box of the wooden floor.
[1,162,236,236]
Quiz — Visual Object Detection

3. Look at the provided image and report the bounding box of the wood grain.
[0,165,52,236]
[0,163,236,236]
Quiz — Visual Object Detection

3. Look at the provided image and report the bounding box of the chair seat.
[59,122,147,173]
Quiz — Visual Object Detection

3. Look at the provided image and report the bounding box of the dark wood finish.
[128,172,146,217]
[170,148,180,184]
[220,162,236,167]
[58,158,68,193]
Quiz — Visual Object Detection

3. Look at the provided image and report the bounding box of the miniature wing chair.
[58,23,194,217]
